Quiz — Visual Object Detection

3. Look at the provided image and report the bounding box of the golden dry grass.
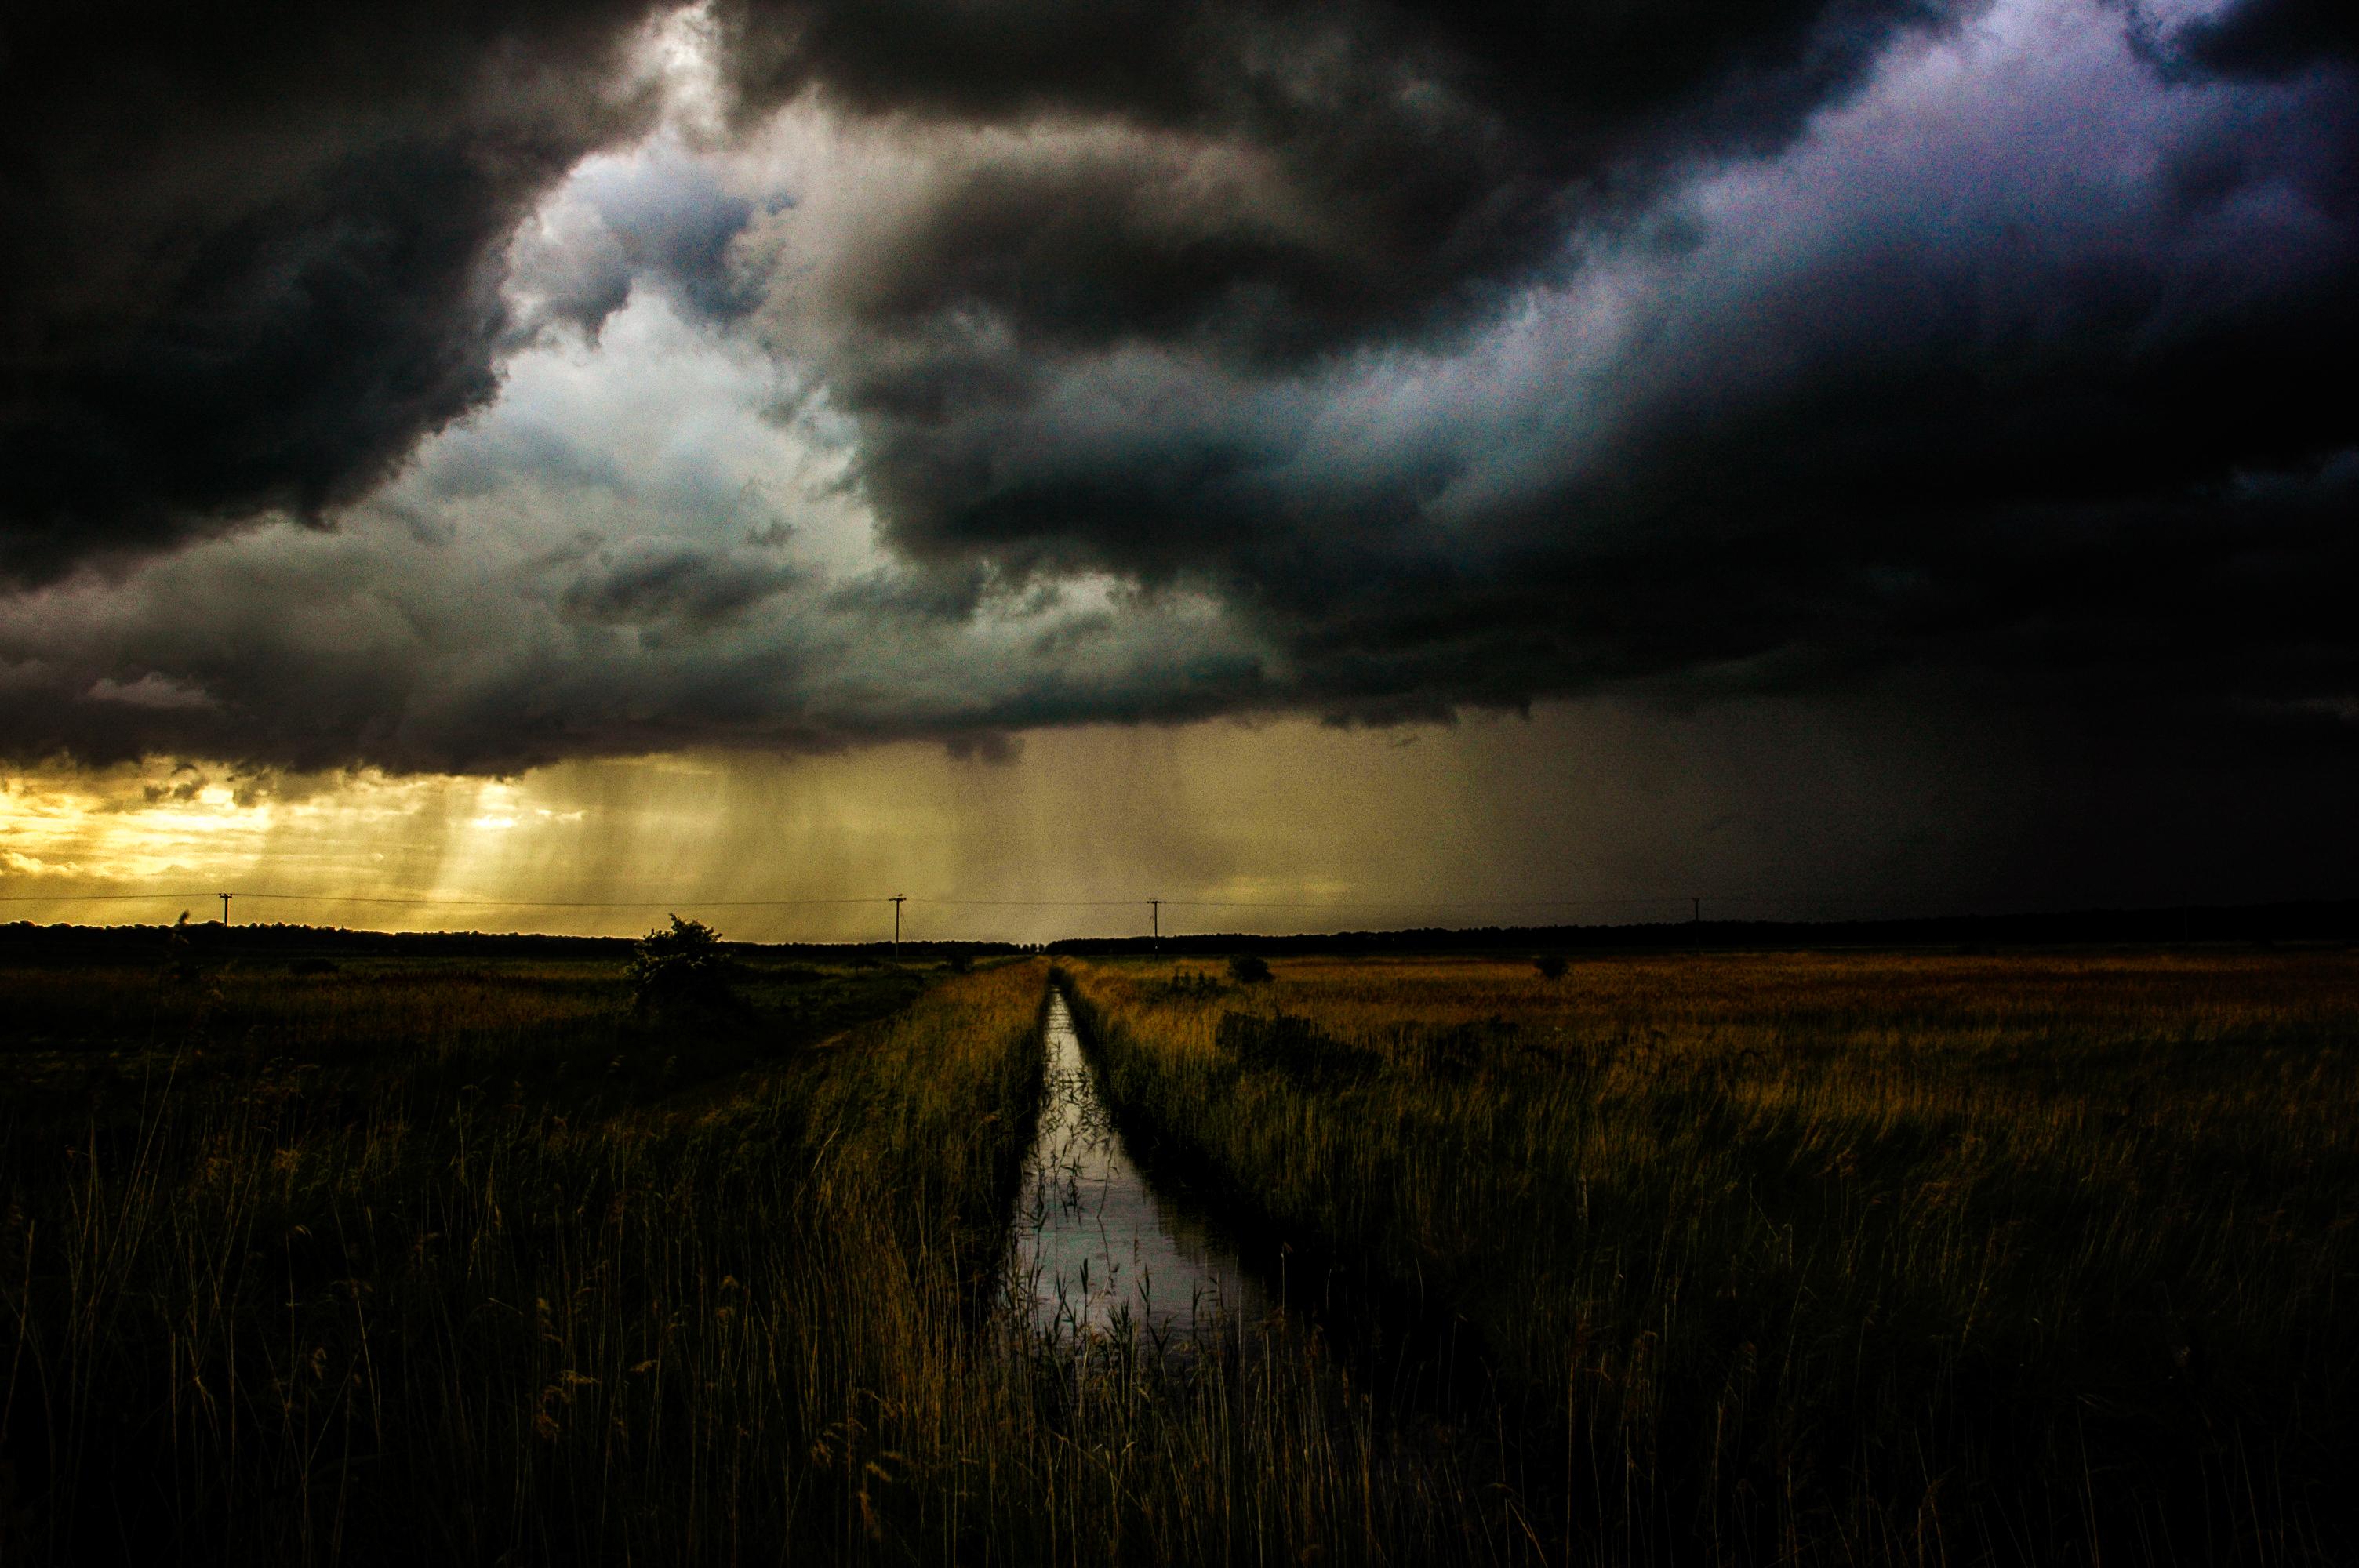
[0,952,1519,1565]
[1063,948,2359,1566]
[13,942,2350,1564]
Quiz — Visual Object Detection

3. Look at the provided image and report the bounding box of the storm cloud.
[735,0,2359,758]
[2,0,1937,580]
[1,0,2354,810]
[0,0,685,580]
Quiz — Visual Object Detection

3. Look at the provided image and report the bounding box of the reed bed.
[0,952,985,1562]
[1,951,1514,1565]
[1060,949,2359,1566]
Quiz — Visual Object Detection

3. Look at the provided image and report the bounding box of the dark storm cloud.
[2179,0,2359,77]
[2,0,2354,811]
[721,0,1906,137]
[0,0,667,582]
[752,0,2359,757]
[559,539,801,631]
[1,0,1940,586]
[725,0,1950,369]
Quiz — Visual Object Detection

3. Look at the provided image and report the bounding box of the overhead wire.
[1,886,1767,914]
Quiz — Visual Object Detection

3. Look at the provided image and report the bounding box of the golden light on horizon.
[5,699,2077,941]
[0,709,1779,941]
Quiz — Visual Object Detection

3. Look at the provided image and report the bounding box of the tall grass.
[1,954,1020,1562]
[1061,949,2359,1566]
[1,952,1524,1565]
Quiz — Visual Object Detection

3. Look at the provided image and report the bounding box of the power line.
[0,891,888,909]
[1161,896,1688,909]
[0,891,218,902]
[231,892,884,909]
[0,884,1839,917]
[918,896,1150,908]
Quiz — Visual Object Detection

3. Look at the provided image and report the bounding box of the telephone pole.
[1692,896,1701,924]
[890,894,906,949]
[220,892,233,927]
[1147,898,1162,949]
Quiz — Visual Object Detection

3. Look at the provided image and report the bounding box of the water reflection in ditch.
[1006,989,1269,1347]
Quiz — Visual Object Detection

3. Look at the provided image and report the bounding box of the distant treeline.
[0,920,1029,963]
[5,898,2354,960]
[1046,898,2359,956]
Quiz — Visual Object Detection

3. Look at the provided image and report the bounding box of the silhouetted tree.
[629,914,734,1012]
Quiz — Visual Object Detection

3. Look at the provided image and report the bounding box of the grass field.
[0,947,985,1560]
[0,945,1508,1565]
[4,939,2353,1563]
[1060,949,2359,1566]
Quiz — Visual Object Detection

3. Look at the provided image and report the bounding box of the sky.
[2,0,2354,938]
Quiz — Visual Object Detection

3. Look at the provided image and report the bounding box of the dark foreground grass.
[0,949,957,1560]
[1063,949,2359,1567]
[19,941,2343,1565]
[0,950,1519,1565]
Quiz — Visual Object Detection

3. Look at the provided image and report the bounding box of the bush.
[1227,954,1272,984]
[1533,953,1568,980]
[629,914,736,1011]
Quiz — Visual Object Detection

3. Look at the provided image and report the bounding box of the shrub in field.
[628,913,735,1011]
[1227,953,1272,984]
[1533,953,1568,979]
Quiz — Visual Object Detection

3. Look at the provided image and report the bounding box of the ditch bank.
[1030,971,1503,1416]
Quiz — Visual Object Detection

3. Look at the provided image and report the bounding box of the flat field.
[2,941,2354,1565]
[0,947,1488,1566]
[1062,948,2359,1566]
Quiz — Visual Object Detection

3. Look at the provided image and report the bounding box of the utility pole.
[890,894,906,949]
[1148,898,1162,949]
[1692,896,1701,924]
[220,892,233,927]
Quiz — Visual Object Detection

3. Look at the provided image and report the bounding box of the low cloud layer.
[2,0,2354,829]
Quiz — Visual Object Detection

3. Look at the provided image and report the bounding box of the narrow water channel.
[1007,989,1267,1343]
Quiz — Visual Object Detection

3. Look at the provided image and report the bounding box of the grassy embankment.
[0,947,1517,1565]
[1061,950,2359,1566]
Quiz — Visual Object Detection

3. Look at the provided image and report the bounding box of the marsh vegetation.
[0,948,1482,1564]
[1063,949,2359,1565]
[2,940,2352,1564]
